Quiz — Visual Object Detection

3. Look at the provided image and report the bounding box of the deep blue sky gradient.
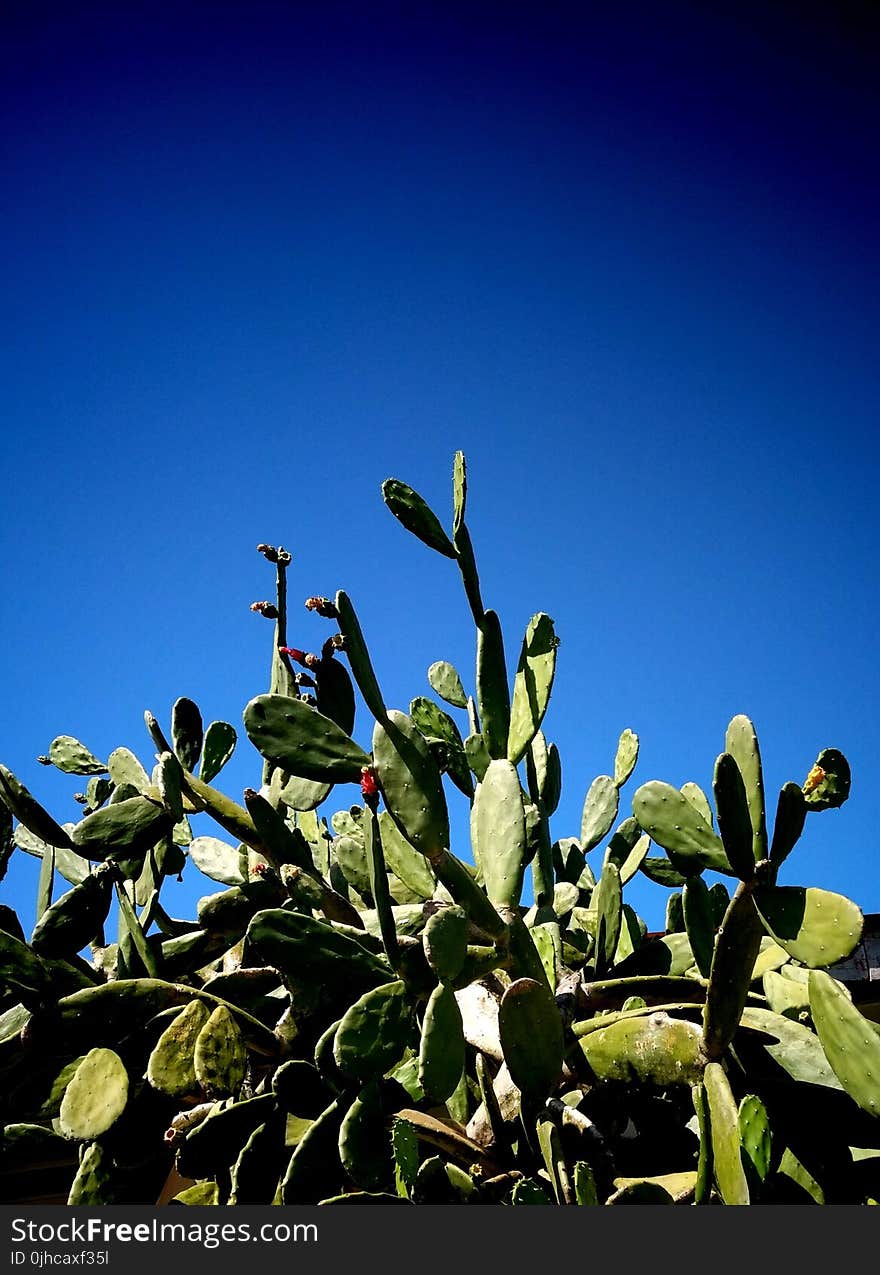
[2,1,878,934]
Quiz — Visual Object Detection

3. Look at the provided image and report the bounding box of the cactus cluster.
[0,454,875,1206]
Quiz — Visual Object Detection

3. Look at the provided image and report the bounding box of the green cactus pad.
[13,825,86,886]
[578,1011,704,1086]
[604,817,650,884]
[247,909,391,996]
[410,696,465,750]
[199,720,237,784]
[452,516,484,624]
[762,969,810,1018]
[511,1178,553,1204]
[713,753,756,880]
[639,854,688,888]
[702,886,765,1060]
[187,835,247,886]
[573,1161,599,1205]
[333,834,370,899]
[176,1094,276,1181]
[47,736,107,776]
[422,905,468,982]
[157,751,184,823]
[334,590,388,724]
[536,1115,570,1204]
[753,885,863,967]
[243,693,371,782]
[29,868,113,959]
[391,1114,420,1199]
[172,1182,220,1206]
[605,1181,675,1204]
[498,977,563,1100]
[381,477,456,558]
[809,970,880,1115]
[244,789,313,874]
[107,747,151,793]
[172,697,204,772]
[418,982,466,1103]
[472,758,528,909]
[67,1142,113,1205]
[229,1116,288,1205]
[147,999,212,1097]
[738,1094,772,1181]
[410,696,473,798]
[281,1095,345,1203]
[802,747,851,810]
[464,732,491,782]
[315,656,356,736]
[530,923,558,990]
[682,876,715,979]
[528,730,562,816]
[452,449,467,530]
[71,795,171,860]
[507,613,557,766]
[665,890,684,933]
[338,1080,396,1193]
[194,1005,247,1098]
[377,812,436,899]
[613,729,640,789]
[769,781,807,869]
[0,928,53,1000]
[59,1047,129,1140]
[581,775,619,853]
[610,1173,695,1203]
[372,710,449,857]
[724,714,768,862]
[476,610,511,760]
[277,772,333,814]
[272,1060,329,1118]
[704,1061,749,1204]
[633,780,730,874]
[333,980,414,1083]
[0,764,74,849]
[427,660,467,709]
[737,1006,843,1090]
[681,781,714,827]
[593,861,622,976]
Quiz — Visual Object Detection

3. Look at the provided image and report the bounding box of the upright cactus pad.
[507,613,558,766]
[59,1048,129,1141]
[372,710,450,857]
[809,970,880,1115]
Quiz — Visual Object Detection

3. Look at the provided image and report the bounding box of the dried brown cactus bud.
[305,596,339,619]
[250,600,279,619]
[256,543,280,562]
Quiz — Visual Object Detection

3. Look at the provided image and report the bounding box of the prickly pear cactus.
[0,455,873,1207]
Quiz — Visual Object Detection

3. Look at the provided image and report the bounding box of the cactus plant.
[0,452,873,1207]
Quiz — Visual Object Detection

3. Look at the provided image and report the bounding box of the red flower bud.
[279,646,307,664]
[360,766,379,800]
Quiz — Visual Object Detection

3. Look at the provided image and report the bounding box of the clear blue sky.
[1,0,878,936]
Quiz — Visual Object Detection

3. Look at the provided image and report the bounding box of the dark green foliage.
[0,454,867,1207]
